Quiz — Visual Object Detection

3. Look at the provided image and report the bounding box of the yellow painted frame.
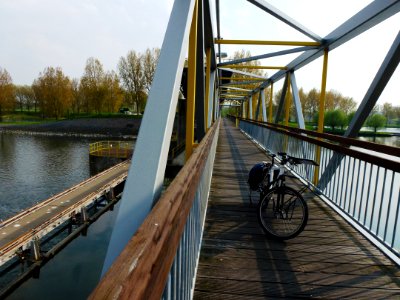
[215,39,320,47]
[185,0,198,161]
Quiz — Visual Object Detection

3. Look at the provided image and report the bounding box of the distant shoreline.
[0,117,141,139]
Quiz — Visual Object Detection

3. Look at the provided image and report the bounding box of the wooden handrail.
[89,119,219,299]
[237,117,400,157]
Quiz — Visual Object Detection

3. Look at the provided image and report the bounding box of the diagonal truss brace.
[289,71,305,129]
[318,30,400,191]
[247,0,322,42]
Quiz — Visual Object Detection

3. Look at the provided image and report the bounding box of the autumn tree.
[143,48,160,93]
[80,58,106,114]
[32,67,72,119]
[15,85,35,112]
[226,50,267,119]
[301,88,319,121]
[382,102,396,124]
[70,78,84,114]
[338,96,356,115]
[0,67,15,115]
[103,71,124,113]
[118,50,144,114]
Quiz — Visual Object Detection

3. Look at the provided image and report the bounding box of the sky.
[0,0,398,106]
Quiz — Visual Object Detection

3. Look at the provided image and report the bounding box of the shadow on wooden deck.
[194,118,400,299]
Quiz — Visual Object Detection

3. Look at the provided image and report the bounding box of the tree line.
[274,87,399,130]
[226,50,399,130]
[0,48,160,119]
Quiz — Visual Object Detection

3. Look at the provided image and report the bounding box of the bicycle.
[255,152,318,240]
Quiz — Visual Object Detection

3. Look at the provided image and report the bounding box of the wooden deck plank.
[193,119,400,299]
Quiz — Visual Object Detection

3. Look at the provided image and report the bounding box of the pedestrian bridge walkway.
[92,118,400,299]
[193,118,400,299]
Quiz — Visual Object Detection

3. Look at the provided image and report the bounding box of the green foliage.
[324,109,347,130]
[366,113,387,133]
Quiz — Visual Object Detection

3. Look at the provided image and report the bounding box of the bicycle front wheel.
[257,186,308,240]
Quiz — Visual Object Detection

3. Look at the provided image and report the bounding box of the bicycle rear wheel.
[257,186,308,240]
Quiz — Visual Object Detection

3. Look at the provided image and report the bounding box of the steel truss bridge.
[2,0,400,298]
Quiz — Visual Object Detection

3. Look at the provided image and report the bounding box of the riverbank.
[0,118,141,139]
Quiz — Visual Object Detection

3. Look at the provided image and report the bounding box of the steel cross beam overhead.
[247,0,322,42]
[263,0,400,89]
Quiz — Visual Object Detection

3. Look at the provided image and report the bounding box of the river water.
[0,133,96,221]
[0,133,126,299]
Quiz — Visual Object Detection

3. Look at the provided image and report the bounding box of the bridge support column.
[81,207,89,223]
[106,188,115,202]
[31,238,41,262]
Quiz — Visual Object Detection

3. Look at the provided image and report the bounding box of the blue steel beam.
[274,73,289,123]
[317,30,400,191]
[247,0,322,42]
[218,46,314,67]
[219,67,268,79]
[345,30,400,137]
[289,71,305,129]
[261,89,267,122]
[101,0,196,275]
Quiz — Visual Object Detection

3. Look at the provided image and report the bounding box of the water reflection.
[359,136,400,147]
[0,133,95,220]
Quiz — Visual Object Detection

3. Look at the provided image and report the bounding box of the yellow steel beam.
[185,0,198,161]
[221,89,249,95]
[215,39,320,47]
[223,65,287,70]
[205,47,211,131]
[313,48,329,185]
[220,77,265,81]
[220,94,249,97]
[317,49,329,133]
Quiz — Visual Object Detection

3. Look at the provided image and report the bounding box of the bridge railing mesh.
[239,118,400,262]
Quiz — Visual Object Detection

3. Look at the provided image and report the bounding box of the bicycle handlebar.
[275,152,319,166]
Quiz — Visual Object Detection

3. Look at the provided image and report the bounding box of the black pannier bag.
[248,162,270,191]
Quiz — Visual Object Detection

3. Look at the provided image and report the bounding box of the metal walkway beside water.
[0,161,129,266]
[193,119,400,299]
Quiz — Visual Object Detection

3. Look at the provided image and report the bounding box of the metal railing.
[238,117,400,262]
[89,141,133,159]
[90,119,220,299]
